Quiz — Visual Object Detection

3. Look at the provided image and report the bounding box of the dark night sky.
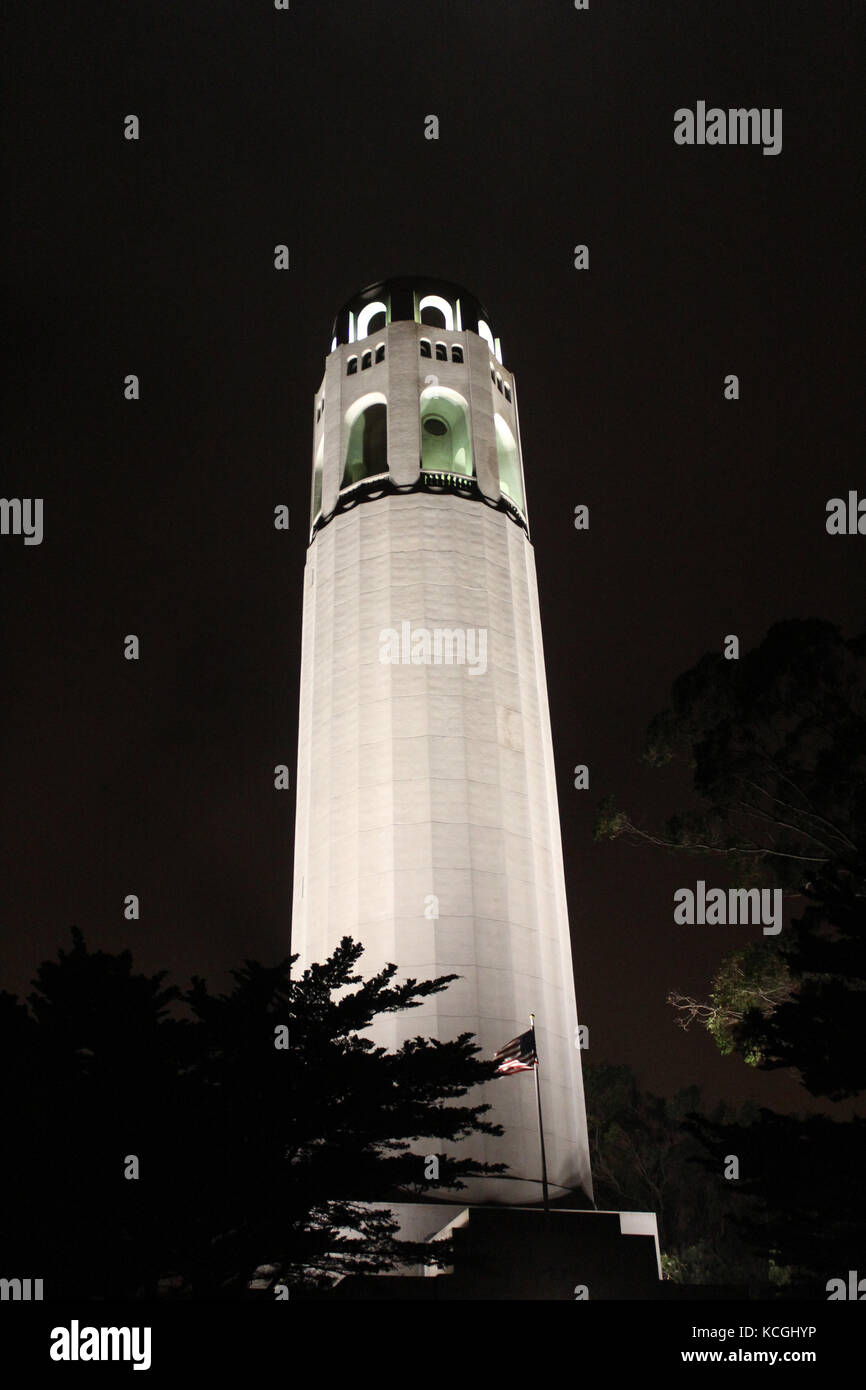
[2,1,863,1118]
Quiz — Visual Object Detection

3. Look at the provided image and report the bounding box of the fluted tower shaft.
[291,278,593,1206]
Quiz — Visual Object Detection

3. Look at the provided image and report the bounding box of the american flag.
[494,1026,537,1075]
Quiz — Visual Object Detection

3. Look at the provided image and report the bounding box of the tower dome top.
[328,276,499,356]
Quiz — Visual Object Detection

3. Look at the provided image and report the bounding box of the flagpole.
[529,1013,550,1214]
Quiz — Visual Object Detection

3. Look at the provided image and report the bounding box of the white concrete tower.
[291,278,593,1208]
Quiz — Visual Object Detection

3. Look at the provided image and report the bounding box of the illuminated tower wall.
[291,277,593,1207]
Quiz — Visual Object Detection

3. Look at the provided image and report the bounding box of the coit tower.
[291,278,593,1208]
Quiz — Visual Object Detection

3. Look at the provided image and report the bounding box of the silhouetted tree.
[0,930,504,1298]
[684,1108,866,1293]
[179,936,504,1295]
[585,1061,866,1294]
[584,1061,766,1287]
[595,619,866,1097]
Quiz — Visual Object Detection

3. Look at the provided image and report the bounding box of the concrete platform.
[326,1204,663,1300]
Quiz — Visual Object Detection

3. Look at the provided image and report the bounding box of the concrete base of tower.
[316,1205,663,1300]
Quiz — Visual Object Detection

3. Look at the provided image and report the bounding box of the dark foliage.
[0,931,504,1298]
[596,619,866,1097]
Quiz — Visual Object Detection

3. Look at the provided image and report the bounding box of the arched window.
[478,319,495,353]
[419,294,454,330]
[342,394,388,488]
[504,384,511,402]
[311,436,324,522]
[420,387,473,478]
[356,300,388,341]
[375,343,385,363]
[361,350,372,370]
[451,345,464,363]
[420,304,447,329]
[495,414,523,510]
[496,374,503,393]
[419,339,432,358]
[347,356,358,375]
[435,342,447,361]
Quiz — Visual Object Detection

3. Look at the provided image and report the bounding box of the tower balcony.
[310,279,527,540]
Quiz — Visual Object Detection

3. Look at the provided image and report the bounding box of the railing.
[310,471,528,540]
